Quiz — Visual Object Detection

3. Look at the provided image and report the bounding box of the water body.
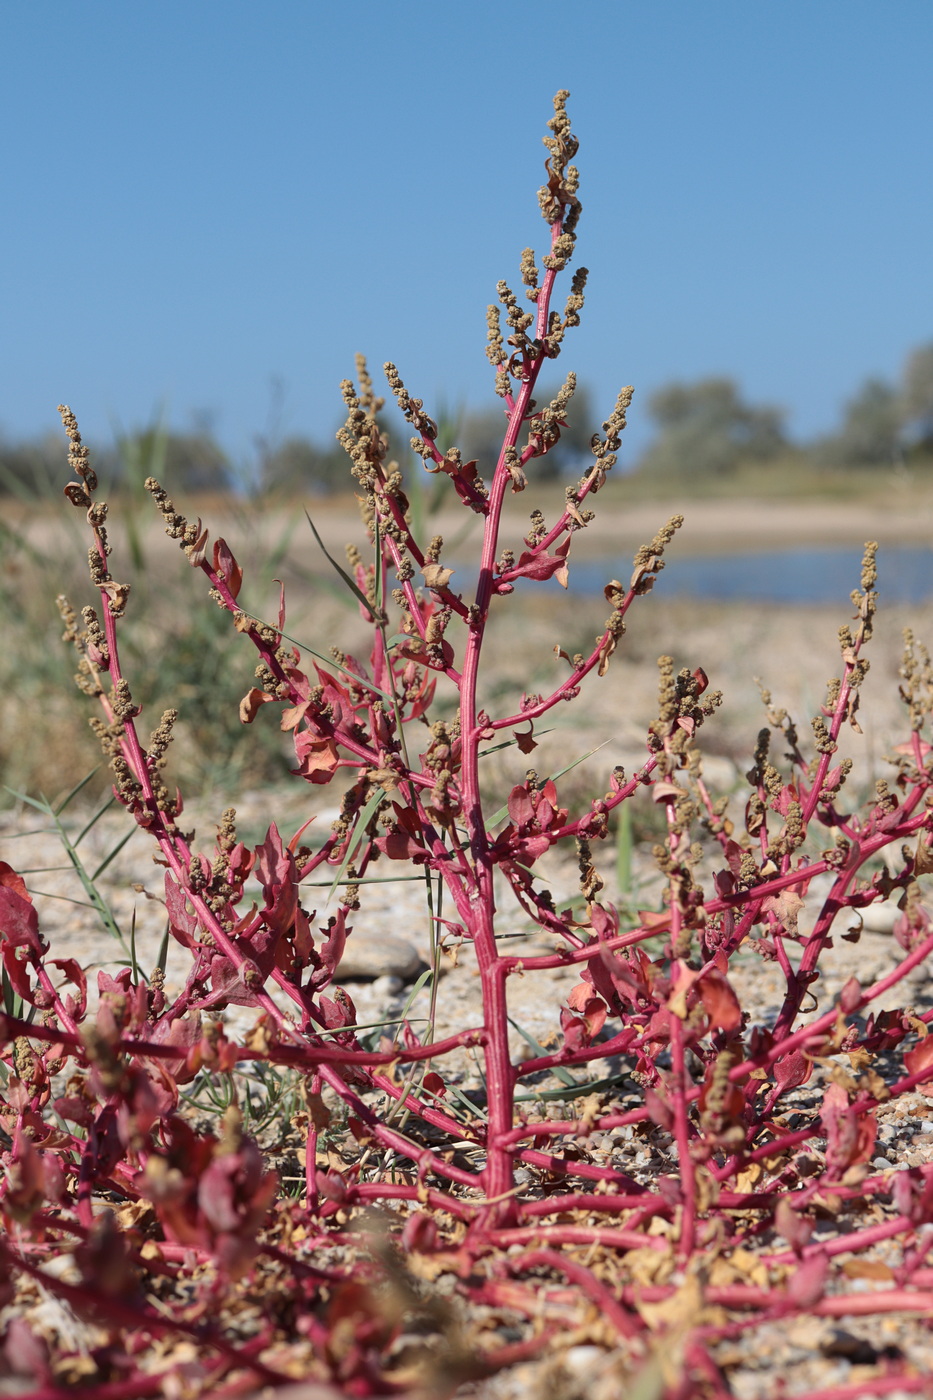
[569,545,933,605]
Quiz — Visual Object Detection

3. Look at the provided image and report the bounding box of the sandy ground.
[13,481,933,566]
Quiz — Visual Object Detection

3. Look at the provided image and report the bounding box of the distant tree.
[0,432,72,497]
[117,427,231,494]
[819,377,902,468]
[902,344,933,452]
[260,436,353,495]
[637,378,786,478]
[458,382,596,480]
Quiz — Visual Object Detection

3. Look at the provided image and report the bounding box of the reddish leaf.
[239,686,273,724]
[645,1086,673,1131]
[164,874,199,947]
[905,1035,933,1094]
[377,829,429,862]
[317,909,349,981]
[44,958,87,1020]
[510,548,568,583]
[698,968,742,1032]
[0,863,29,902]
[212,537,243,600]
[785,1250,829,1308]
[560,989,607,1050]
[255,823,298,940]
[401,1212,438,1252]
[318,991,356,1030]
[822,1082,876,1175]
[507,786,536,828]
[515,723,537,754]
[774,1196,814,1254]
[774,1048,813,1094]
[839,976,862,1013]
[0,885,43,954]
[292,730,340,784]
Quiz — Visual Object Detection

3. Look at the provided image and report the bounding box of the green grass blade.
[156,923,170,976]
[3,786,55,814]
[91,824,137,881]
[305,510,376,619]
[508,1014,577,1087]
[515,1070,628,1104]
[53,768,102,816]
[325,785,386,903]
[74,794,118,846]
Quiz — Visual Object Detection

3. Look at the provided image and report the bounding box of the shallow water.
[571,544,933,604]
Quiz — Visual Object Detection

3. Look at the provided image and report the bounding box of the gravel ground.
[5,771,933,1398]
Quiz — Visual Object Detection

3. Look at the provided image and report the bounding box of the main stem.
[457,223,567,1206]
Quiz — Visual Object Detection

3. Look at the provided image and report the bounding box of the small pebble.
[336,933,422,982]
[371,974,403,996]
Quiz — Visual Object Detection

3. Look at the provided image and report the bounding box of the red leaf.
[254,823,297,942]
[560,989,607,1049]
[317,909,349,981]
[377,830,429,862]
[821,1082,876,1174]
[0,885,43,954]
[510,548,568,583]
[0,863,29,902]
[318,992,356,1030]
[514,723,537,754]
[507,786,536,828]
[839,976,862,1013]
[212,538,243,600]
[239,687,273,724]
[774,1048,813,1094]
[698,968,742,1032]
[164,874,199,947]
[292,730,340,784]
[47,958,87,1020]
[774,1196,814,1254]
[785,1250,829,1308]
[645,1086,673,1130]
[905,1035,933,1093]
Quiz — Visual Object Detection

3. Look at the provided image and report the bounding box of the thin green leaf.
[91,823,137,881]
[156,923,170,976]
[515,1070,628,1104]
[305,510,376,618]
[396,964,434,1024]
[326,785,386,903]
[53,768,102,816]
[508,1015,577,1087]
[437,1081,488,1124]
[129,907,140,983]
[75,793,118,846]
[3,786,54,814]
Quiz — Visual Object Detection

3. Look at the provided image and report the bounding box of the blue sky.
[3,1,931,475]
